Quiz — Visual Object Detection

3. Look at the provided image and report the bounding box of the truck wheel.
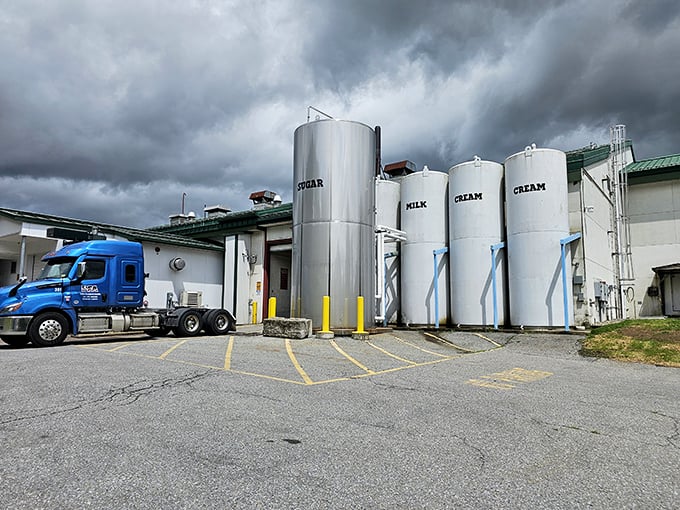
[1,335,30,347]
[28,313,68,347]
[173,310,202,337]
[204,309,234,336]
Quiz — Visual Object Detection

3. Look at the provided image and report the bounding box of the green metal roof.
[151,203,293,238]
[624,153,680,185]
[0,207,223,251]
[566,141,634,182]
[625,154,680,173]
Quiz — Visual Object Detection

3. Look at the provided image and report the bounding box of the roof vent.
[384,160,416,178]
[204,205,232,218]
[249,190,281,210]
[169,214,187,225]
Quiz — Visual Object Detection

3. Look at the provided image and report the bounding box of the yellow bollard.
[251,300,258,324]
[320,295,332,333]
[268,297,277,318]
[353,296,366,334]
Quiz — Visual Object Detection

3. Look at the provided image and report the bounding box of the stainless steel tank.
[448,157,506,326]
[291,119,376,329]
[400,168,449,326]
[504,145,570,327]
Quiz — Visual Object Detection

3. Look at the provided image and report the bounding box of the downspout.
[18,235,26,279]
[433,247,448,329]
[560,233,582,332]
[490,242,506,330]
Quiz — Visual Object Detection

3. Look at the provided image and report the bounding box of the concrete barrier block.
[263,318,313,339]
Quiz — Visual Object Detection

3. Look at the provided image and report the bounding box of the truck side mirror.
[75,261,87,280]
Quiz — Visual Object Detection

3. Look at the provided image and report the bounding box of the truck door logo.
[81,284,101,301]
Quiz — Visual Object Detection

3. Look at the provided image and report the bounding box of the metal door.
[269,249,292,318]
[671,274,680,313]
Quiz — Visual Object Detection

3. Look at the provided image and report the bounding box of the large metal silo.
[291,120,376,330]
[448,157,506,326]
[375,177,401,324]
[400,168,449,326]
[505,145,570,327]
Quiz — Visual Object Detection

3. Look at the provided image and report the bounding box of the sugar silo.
[291,119,376,330]
[504,145,570,327]
[375,177,401,325]
[400,167,449,326]
[448,157,506,326]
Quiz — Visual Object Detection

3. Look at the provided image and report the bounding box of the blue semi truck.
[0,240,235,347]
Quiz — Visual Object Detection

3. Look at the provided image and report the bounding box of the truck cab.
[0,240,235,347]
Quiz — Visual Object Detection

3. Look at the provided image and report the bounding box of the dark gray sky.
[1,0,679,227]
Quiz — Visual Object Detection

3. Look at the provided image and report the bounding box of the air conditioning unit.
[179,291,203,307]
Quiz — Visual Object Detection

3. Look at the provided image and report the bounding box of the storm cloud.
[0,0,678,227]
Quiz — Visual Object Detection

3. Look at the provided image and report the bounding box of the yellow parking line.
[159,339,188,359]
[423,331,476,353]
[224,336,234,370]
[367,341,417,365]
[466,379,514,390]
[330,339,375,374]
[390,334,451,358]
[473,332,502,348]
[285,339,314,385]
[106,342,134,352]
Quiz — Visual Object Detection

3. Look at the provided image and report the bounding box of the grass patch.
[580,319,680,367]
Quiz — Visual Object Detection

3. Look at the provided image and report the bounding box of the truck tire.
[1,335,29,347]
[204,309,234,336]
[173,310,202,337]
[28,312,69,347]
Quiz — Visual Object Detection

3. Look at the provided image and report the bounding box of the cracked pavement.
[0,331,678,509]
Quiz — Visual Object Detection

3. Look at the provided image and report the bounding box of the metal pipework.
[490,242,506,330]
[306,106,334,122]
[433,247,449,329]
[560,233,582,332]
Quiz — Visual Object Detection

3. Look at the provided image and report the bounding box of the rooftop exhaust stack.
[250,190,282,210]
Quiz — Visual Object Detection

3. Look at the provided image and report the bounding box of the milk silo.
[504,145,570,327]
[448,157,506,326]
[400,167,449,326]
[291,120,376,330]
[375,177,401,324]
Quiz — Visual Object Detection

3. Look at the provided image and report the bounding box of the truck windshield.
[37,258,76,280]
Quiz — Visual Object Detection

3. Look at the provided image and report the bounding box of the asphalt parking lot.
[1,328,678,509]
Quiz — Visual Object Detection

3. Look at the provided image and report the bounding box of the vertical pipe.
[433,247,449,329]
[251,300,258,324]
[560,233,582,332]
[18,236,26,278]
[490,242,506,330]
[268,297,277,318]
